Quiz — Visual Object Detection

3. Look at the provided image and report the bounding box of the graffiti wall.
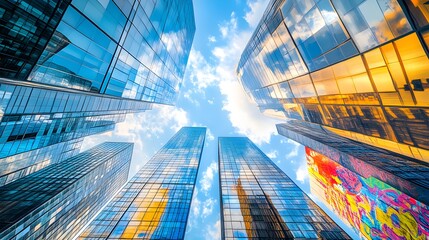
[306,147,429,240]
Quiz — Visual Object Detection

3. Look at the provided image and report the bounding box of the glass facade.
[20,0,196,104]
[306,147,429,239]
[79,127,206,239]
[237,0,429,162]
[218,137,350,239]
[0,79,151,184]
[0,0,71,79]
[0,142,133,240]
[0,138,82,187]
[277,121,429,206]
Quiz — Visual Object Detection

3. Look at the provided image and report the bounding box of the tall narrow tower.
[218,137,350,239]
[79,127,206,240]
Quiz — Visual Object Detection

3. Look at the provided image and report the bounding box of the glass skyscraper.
[79,127,206,239]
[0,79,150,186]
[0,142,133,240]
[0,0,196,183]
[237,0,429,162]
[218,137,350,239]
[305,146,429,239]
[1,0,195,103]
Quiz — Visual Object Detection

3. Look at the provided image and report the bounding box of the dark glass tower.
[79,127,206,240]
[236,0,429,162]
[0,0,196,183]
[305,146,429,239]
[218,137,350,239]
[0,142,133,239]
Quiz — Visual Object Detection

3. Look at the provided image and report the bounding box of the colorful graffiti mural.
[306,147,429,240]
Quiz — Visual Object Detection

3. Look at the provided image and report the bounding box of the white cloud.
[183,91,200,106]
[296,161,309,184]
[208,36,216,43]
[285,139,301,159]
[244,0,270,28]
[200,162,218,195]
[266,150,278,159]
[202,198,216,218]
[220,81,279,145]
[191,188,201,216]
[205,220,221,240]
[207,99,214,105]
[206,128,215,141]
[185,49,218,91]
[219,12,237,39]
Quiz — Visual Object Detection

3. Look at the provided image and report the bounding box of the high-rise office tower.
[0,80,151,186]
[218,137,350,239]
[236,0,429,162]
[0,142,133,239]
[305,146,429,239]
[0,0,196,183]
[1,0,195,103]
[277,121,429,205]
[79,127,206,240]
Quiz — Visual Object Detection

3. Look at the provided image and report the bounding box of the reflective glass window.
[281,0,358,71]
[28,7,116,92]
[72,0,127,41]
[332,0,412,52]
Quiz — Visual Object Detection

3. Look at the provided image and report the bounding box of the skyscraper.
[0,79,150,186]
[0,0,196,183]
[305,146,429,239]
[218,137,350,239]
[79,127,206,239]
[1,0,196,104]
[277,121,429,205]
[0,142,133,240]
[236,0,429,162]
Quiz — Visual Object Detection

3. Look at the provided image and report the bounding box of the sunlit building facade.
[218,137,350,239]
[0,142,133,240]
[237,0,429,162]
[79,127,206,240]
[0,0,196,183]
[305,146,429,239]
[277,121,429,206]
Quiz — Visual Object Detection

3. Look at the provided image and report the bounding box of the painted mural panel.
[306,146,429,239]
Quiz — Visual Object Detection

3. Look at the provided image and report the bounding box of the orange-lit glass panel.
[352,73,373,93]
[370,67,396,92]
[337,77,357,94]
[364,48,386,68]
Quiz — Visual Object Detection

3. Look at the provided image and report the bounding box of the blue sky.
[84,0,359,239]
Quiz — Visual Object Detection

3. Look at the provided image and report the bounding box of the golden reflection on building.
[121,188,169,239]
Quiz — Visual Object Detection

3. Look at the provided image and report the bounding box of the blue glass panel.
[29,7,116,92]
[72,0,126,41]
